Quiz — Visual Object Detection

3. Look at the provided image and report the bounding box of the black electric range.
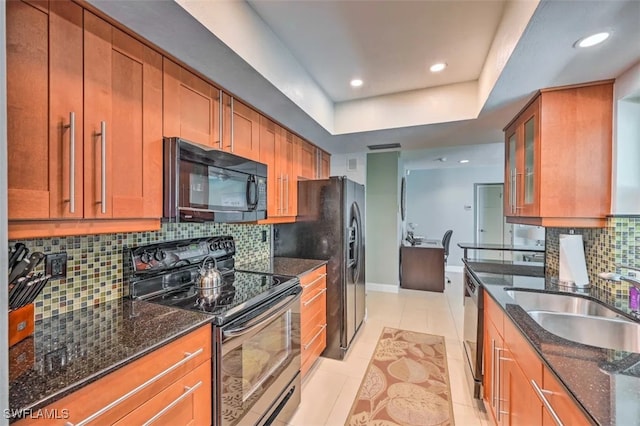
[124,235,300,326]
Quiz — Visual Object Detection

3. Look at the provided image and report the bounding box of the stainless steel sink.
[506,290,631,321]
[528,311,640,353]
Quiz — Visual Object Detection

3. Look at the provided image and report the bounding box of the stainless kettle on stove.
[196,256,223,304]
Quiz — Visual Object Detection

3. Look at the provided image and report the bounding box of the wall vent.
[367,143,401,150]
[347,158,358,171]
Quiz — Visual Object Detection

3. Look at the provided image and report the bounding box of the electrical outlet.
[45,252,68,280]
[629,271,637,278]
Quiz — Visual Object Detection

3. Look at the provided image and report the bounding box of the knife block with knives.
[8,243,50,346]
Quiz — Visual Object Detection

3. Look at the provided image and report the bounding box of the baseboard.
[446,265,464,273]
[366,282,399,293]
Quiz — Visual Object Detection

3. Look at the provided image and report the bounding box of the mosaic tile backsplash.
[10,223,271,320]
[545,216,640,299]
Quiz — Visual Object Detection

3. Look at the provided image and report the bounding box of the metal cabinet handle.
[531,379,564,426]
[491,339,497,410]
[229,97,234,151]
[276,176,282,213]
[65,348,204,426]
[142,381,203,426]
[510,169,516,214]
[303,324,327,350]
[63,112,76,213]
[284,175,289,214]
[303,287,327,307]
[94,121,107,214]
[302,274,327,289]
[218,89,223,149]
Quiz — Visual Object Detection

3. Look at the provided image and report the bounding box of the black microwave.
[163,137,267,223]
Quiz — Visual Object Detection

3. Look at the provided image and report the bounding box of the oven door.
[463,268,484,400]
[216,291,301,426]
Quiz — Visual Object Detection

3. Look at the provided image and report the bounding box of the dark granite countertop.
[458,242,546,252]
[237,257,327,277]
[463,258,546,277]
[466,266,640,426]
[9,299,212,417]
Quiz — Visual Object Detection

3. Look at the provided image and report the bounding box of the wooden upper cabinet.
[320,150,331,179]
[163,58,223,149]
[504,80,613,227]
[283,131,297,216]
[224,94,260,161]
[259,116,279,217]
[299,139,317,180]
[84,12,163,219]
[7,0,83,220]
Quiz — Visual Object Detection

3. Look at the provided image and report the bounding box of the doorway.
[474,183,512,261]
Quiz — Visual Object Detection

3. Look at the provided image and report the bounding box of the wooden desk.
[400,240,445,292]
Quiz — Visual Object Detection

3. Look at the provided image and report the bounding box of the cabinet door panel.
[503,354,542,426]
[7,0,50,219]
[163,58,221,148]
[83,11,113,218]
[259,116,279,217]
[49,0,84,219]
[320,151,330,179]
[229,97,260,161]
[284,132,297,216]
[85,15,162,219]
[300,140,317,180]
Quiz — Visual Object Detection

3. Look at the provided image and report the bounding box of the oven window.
[222,311,293,425]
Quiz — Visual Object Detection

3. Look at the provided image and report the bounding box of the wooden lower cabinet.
[16,326,211,426]
[300,265,327,378]
[539,367,591,426]
[114,362,210,426]
[484,294,590,426]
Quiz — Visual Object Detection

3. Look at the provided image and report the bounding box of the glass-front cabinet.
[503,97,540,219]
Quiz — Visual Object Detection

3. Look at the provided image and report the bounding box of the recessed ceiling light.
[430,63,447,73]
[575,32,610,48]
[350,79,363,87]
[459,159,470,164]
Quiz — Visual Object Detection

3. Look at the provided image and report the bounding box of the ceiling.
[247,0,506,102]
[87,0,640,159]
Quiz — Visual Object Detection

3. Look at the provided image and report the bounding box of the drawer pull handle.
[531,379,564,426]
[303,288,327,307]
[304,324,327,350]
[302,274,327,289]
[142,381,203,425]
[66,348,204,426]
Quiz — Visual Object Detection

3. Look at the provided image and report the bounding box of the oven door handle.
[223,293,299,340]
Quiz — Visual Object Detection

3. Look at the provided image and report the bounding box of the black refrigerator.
[274,176,366,360]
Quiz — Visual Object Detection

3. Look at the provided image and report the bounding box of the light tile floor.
[289,271,491,426]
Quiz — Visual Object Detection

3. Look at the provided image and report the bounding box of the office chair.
[442,230,453,284]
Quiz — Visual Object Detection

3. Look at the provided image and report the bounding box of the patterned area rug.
[345,328,454,426]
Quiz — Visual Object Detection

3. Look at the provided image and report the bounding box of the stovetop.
[124,236,300,326]
[144,271,297,325]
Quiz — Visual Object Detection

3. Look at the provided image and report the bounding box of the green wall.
[366,152,400,289]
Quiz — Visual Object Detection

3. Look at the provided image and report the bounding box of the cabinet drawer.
[17,325,211,425]
[113,361,211,426]
[504,314,542,385]
[301,266,327,300]
[301,324,326,377]
[484,292,504,338]
[540,367,590,426]
[301,287,326,341]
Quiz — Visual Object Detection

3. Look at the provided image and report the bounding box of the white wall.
[330,152,367,185]
[405,165,503,266]
[366,152,401,291]
[613,61,640,214]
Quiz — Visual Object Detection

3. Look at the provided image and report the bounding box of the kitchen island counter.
[466,264,640,426]
[8,298,211,420]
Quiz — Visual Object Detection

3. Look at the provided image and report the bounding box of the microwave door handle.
[246,175,259,210]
